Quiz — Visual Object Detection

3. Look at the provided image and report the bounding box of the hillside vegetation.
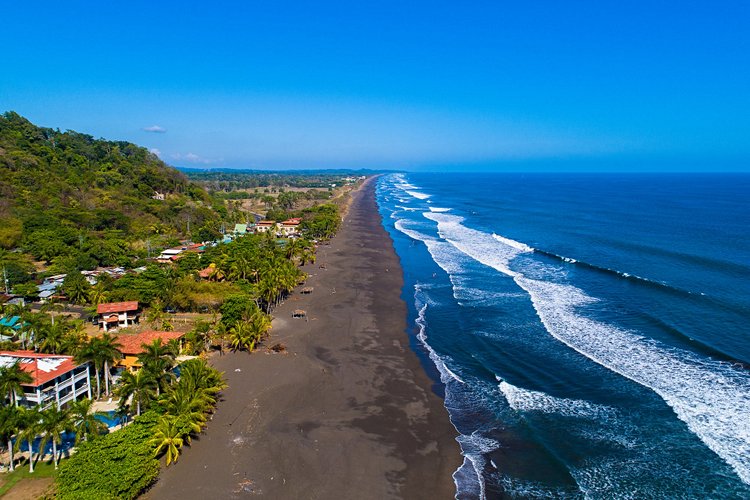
[0,112,220,275]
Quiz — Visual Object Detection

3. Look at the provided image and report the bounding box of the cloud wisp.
[171,152,221,165]
[143,125,167,133]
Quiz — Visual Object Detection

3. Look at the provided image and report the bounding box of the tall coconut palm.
[75,339,101,399]
[96,333,123,398]
[0,362,33,406]
[0,405,20,471]
[37,406,72,469]
[116,370,156,416]
[69,398,108,444]
[137,339,176,396]
[14,406,40,473]
[39,301,64,326]
[149,416,183,466]
[38,320,67,354]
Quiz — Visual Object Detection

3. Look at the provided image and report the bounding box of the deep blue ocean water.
[376,173,750,499]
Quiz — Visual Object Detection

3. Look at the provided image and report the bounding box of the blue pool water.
[376,172,750,498]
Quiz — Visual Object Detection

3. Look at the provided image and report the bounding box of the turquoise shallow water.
[376,172,750,499]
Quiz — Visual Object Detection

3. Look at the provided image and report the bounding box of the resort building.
[97,301,141,331]
[280,218,302,237]
[0,351,91,409]
[115,330,186,372]
[254,220,277,233]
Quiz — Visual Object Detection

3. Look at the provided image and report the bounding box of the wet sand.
[145,177,461,499]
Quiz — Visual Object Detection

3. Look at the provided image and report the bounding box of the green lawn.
[0,460,57,497]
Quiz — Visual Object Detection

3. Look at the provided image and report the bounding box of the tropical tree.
[149,416,183,466]
[38,320,67,354]
[75,339,101,399]
[38,406,73,469]
[39,300,64,326]
[62,271,91,304]
[116,370,156,416]
[228,321,253,353]
[0,362,33,405]
[137,339,176,396]
[96,333,123,398]
[0,405,20,471]
[14,406,40,473]
[88,283,108,306]
[69,398,108,444]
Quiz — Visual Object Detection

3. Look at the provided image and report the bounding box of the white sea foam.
[395,204,419,212]
[498,380,617,421]
[492,233,534,253]
[429,207,451,212]
[394,219,436,243]
[428,213,750,486]
[406,190,431,200]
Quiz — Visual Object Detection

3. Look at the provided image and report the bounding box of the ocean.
[375,172,750,499]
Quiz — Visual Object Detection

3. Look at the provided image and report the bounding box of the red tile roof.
[115,330,186,355]
[97,301,139,314]
[282,218,301,225]
[0,351,82,387]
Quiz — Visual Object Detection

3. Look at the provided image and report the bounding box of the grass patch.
[0,460,57,497]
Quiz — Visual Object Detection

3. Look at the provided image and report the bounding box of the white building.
[157,248,183,262]
[0,351,92,409]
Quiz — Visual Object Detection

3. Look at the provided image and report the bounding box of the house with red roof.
[0,351,91,409]
[115,330,186,372]
[97,301,141,331]
[280,218,302,237]
[254,220,277,234]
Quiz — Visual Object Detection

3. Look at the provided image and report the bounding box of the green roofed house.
[234,223,248,236]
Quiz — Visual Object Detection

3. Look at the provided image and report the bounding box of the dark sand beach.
[146,177,461,499]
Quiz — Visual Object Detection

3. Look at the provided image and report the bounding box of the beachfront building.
[97,301,141,331]
[0,351,91,409]
[115,330,186,372]
[254,220,277,233]
[280,218,301,237]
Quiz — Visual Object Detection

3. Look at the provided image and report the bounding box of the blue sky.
[2,1,748,171]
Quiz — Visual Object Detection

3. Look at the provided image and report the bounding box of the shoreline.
[145,177,461,498]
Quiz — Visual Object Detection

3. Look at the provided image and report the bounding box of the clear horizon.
[2,1,749,172]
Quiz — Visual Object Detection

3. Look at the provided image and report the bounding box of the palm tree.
[137,339,176,396]
[149,416,183,466]
[228,321,253,353]
[0,362,33,406]
[146,301,166,329]
[96,333,123,398]
[40,301,64,326]
[37,406,72,469]
[116,370,156,416]
[87,283,108,306]
[14,406,40,473]
[38,320,67,354]
[75,339,101,399]
[69,398,108,444]
[163,386,208,440]
[0,405,20,471]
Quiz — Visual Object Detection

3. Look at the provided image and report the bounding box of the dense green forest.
[0,112,222,277]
